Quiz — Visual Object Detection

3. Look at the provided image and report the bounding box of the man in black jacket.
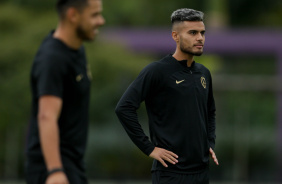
[115,8,218,184]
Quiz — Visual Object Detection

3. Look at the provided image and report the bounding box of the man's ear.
[66,7,80,24]
[172,31,179,42]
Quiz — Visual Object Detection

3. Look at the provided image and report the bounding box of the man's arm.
[207,73,218,165]
[115,65,178,167]
[207,72,216,149]
[38,95,69,184]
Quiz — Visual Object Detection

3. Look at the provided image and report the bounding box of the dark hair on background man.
[171,8,204,25]
[56,0,89,19]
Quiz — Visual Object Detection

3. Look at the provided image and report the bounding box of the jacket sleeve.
[115,65,156,156]
[207,73,216,150]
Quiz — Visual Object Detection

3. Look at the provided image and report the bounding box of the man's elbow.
[37,112,56,125]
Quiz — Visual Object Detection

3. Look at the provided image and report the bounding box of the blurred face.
[175,21,205,56]
[76,0,105,41]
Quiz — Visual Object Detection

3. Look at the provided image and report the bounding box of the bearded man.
[26,0,105,183]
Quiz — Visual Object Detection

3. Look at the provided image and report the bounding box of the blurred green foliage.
[1,0,282,27]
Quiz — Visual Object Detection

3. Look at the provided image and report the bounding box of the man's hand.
[149,147,178,167]
[209,148,219,165]
[46,172,69,184]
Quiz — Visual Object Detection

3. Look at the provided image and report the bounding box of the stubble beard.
[179,40,203,56]
[76,25,94,42]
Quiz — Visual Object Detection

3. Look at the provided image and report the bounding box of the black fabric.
[26,31,91,174]
[152,170,209,184]
[115,54,216,174]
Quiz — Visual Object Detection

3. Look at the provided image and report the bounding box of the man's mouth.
[194,44,203,49]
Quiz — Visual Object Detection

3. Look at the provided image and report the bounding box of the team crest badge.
[201,77,206,89]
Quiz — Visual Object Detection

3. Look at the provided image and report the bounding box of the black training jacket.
[115,54,216,174]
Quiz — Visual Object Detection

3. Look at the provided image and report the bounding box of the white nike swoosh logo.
[176,79,185,84]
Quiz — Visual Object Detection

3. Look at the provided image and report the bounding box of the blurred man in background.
[115,8,218,184]
[26,0,104,183]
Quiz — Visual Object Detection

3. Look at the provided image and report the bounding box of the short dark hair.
[171,8,204,25]
[56,0,89,19]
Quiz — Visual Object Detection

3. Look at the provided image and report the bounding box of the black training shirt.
[27,31,91,171]
[115,54,216,174]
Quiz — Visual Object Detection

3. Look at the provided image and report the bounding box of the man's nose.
[197,33,204,41]
[99,16,105,26]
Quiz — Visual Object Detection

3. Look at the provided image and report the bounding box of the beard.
[179,39,203,56]
[76,25,94,41]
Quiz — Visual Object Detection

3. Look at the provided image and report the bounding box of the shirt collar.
[169,54,195,68]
